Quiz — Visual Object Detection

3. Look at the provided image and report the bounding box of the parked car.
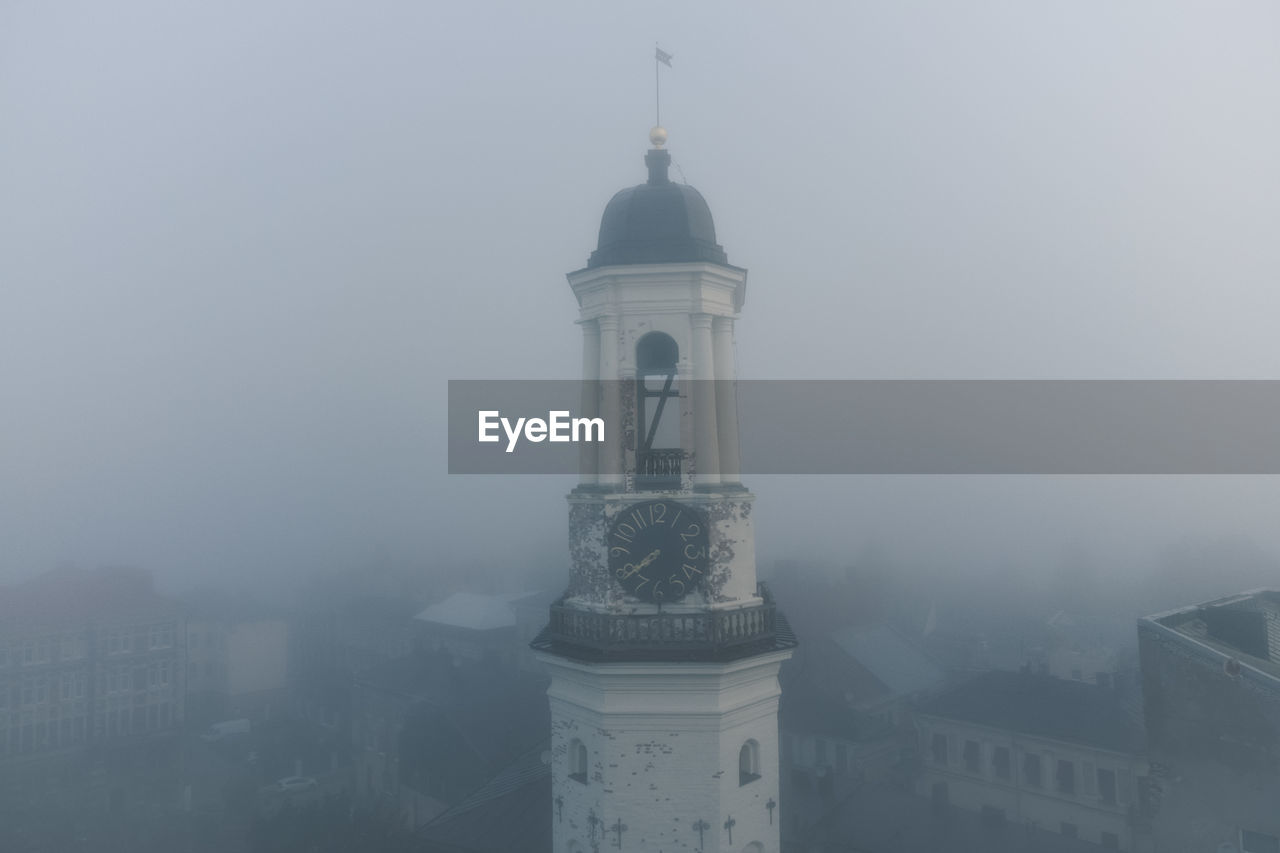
[200,718,251,743]
[274,776,318,794]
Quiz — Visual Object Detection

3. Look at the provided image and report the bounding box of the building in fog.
[0,567,184,760]
[915,669,1150,851]
[531,127,796,853]
[186,612,291,726]
[1138,590,1280,853]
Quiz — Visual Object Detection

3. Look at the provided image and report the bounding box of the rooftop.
[1141,589,1280,683]
[414,591,542,632]
[918,669,1145,754]
[829,622,948,701]
[418,746,550,853]
[0,567,183,635]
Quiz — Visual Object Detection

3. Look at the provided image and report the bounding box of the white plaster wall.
[540,650,790,853]
[917,719,1140,848]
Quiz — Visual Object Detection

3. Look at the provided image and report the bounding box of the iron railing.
[635,449,682,490]
[544,583,783,657]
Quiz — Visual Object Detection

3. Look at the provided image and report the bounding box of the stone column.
[597,315,623,488]
[578,318,600,486]
[691,313,720,488]
[712,316,741,485]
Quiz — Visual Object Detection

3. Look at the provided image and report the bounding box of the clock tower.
[533,127,796,853]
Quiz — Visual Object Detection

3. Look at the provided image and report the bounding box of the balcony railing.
[537,583,793,661]
[635,448,682,490]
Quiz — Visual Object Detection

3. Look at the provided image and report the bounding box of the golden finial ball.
[649,126,668,148]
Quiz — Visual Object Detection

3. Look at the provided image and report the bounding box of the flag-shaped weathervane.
[654,45,673,127]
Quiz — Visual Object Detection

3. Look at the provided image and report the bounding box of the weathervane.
[653,44,673,147]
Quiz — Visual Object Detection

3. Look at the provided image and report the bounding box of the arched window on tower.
[569,738,588,784]
[635,332,681,489]
[739,740,761,786]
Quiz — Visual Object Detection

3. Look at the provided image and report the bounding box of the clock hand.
[618,550,661,579]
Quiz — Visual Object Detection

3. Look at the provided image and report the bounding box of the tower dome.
[587,138,728,269]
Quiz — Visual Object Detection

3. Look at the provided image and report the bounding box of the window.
[1242,830,1280,853]
[992,746,1011,780]
[634,332,681,489]
[980,805,1005,827]
[1061,822,1078,838]
[814,737,828,765]
[739,740,761,786]
[963,740,981,773]
[1100,831,1119,849]
[931,733,948,765]
[1023,753,1043,787]
[930,781,949,813]
[568,738,588,784]
[1097,767,1117,805]
[1056,759,1076,794]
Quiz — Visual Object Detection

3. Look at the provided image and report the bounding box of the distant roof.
[780,676,861,739]
[919,670,1145,754]
[419,746,551,853]
[0,567,182,635]
[415,591,542,631]
[829,623,947,699]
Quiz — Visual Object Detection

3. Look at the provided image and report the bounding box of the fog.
[5,1,1280,595]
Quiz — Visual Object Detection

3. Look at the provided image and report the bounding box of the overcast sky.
[4,1,1280,594]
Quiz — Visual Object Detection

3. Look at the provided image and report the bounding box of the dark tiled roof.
[0,567,182,634]
[919,670,1145,754]
[391,665,551,803]
[780,676,862,739]
[419,747,551,853]
[1148,589,1280,682]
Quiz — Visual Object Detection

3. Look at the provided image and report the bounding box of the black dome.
[587,149,728,269]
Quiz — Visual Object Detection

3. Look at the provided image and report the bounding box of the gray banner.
[448,380,1280,474]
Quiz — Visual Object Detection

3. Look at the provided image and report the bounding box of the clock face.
[606,500,709,603]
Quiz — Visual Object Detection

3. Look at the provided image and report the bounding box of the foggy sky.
[4,1,1280,593]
